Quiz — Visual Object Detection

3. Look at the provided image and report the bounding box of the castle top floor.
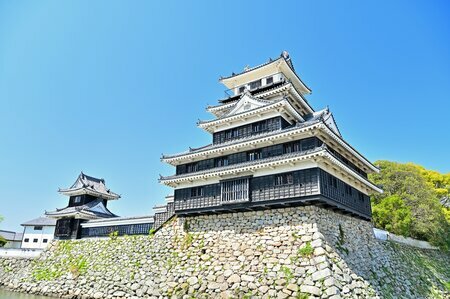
[219,51,311,98]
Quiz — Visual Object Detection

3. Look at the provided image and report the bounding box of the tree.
[0,215,6,247]
[372,195,412,236]
[370,161,450,249]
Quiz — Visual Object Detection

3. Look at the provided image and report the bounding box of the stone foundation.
[0,206,449,298]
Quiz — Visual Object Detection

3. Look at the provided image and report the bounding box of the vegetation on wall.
[370,161,450,249]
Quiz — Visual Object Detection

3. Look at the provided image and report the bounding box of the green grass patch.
[298,241,313,257]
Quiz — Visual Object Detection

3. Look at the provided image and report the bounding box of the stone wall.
[0,206,449,299]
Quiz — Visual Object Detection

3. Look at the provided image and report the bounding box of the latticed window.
[345,185,353,196]
[190,187,204,197]
[187,163,198,173]
[221,178,249,203]
[215,157,229,167]
[274,173,293,186]
[248,150,262,161]
[249,79,262,90]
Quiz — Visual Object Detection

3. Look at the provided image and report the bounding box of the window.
[247,150,261,161]
[24,238,29,242]
[274,173,294,186]
[329,175,337,188]
[358,192,365,201]
[283,143,292,154]
[345,185,353,196]
[238,86,246,93]
[249,79,262,90]
[34,226,43,231]
[190,187,204,197]
[266,77,273,85]
[215,157,229,167]
[187,163,198,173]
[221,178,249,203]
[43,239,48,243]
[225,130,232,140]
[301,138,315,151]
[252,122,260,133]
[33,239,38,243]
[74,196,81,203]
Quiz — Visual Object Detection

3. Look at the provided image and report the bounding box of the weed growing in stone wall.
[336,224,349,254]
[298,241,313,257]
[69,257,88,278]
[183,220,190,232]
[32,266,62,281]
[31,240,90,281]
[108,230,119,241]
[182,232,193,249]
[148,228,156,237]
[280,265,293,282]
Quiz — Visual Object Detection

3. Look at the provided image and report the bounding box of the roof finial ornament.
[244,65,250,71]
[281,50,290,59]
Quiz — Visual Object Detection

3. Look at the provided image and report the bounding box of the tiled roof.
[217,81,288,104]
[163,109,328,159]
[0,231,22,242]
[85,215,154,224]
[160,146,326,181]
[21,216,56,227]
[45,199,117,219]
[59,172,120,200]
[0,230,17,241]
[201,96,282,126]
[219,51,311,94]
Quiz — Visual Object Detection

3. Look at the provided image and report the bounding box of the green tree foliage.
[370,161,450,249]
[372,195,412,235]
[0,215,6,247]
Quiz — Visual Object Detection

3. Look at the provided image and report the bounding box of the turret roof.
[58,172,120,200]
[45,199,117,220]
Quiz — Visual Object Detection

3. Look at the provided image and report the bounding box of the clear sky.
[1,1,449,232]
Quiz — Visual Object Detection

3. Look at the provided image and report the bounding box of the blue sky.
[1,1,449,232]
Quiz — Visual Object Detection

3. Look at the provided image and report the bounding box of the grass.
[182,232,194,249]
[109,230,119,241]
[281,265,293,282]
[298,241,313,257]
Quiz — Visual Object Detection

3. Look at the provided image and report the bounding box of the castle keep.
[160,51,382,220]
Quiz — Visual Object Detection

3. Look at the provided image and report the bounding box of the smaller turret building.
[46,172,119,239]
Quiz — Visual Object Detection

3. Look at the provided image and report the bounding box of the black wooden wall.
[319,169,371,216]
[81,223,153,238]
[176,137,322,175]
[212,116,289,145]
[173,167,372,218]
